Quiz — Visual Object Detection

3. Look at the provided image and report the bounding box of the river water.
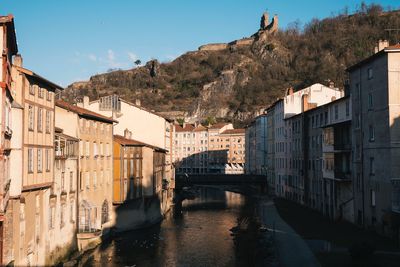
[80,186,275,267]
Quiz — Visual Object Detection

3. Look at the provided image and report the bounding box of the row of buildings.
[245,40,400,241]
[173,122,245,174]
[0,14,176,266]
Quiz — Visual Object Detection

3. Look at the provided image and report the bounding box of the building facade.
[9,62,62,266]
[56,100,114,251]
[0,15,17,264]
[348,42,400,238]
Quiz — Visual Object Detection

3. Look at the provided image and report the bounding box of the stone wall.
[198,43,229,51]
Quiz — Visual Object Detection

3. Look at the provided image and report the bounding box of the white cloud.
[107,49,115,61]
[88,54,97,62]
[106,49,123,68]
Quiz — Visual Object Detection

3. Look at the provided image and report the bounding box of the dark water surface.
[80,186,273,267]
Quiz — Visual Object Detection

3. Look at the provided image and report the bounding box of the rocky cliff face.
[64,6,400,126]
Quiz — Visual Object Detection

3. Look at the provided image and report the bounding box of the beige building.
[174,122,245,174]
[216,129,245,174]
[81,95,175,207]
[174,123,209,174]
[55,100,115,251]
[348,41,400,238]
[8,59,62,266]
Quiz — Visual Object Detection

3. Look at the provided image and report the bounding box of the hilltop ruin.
[198,12,278,52]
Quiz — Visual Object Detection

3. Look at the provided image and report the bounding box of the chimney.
[375,40,389,53]
[135,99,141,106]
[329,81,335,88]
[83,96,89,107]
[124,128,132,139]
[14,54,23,67]
[183,122,186,128]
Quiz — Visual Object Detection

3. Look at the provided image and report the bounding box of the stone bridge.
[175,174,268,189]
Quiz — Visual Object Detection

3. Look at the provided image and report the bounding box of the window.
[371,190,376,207]
[85,172,90,189]
[45,111,51,133]
[37,108,43,132]
[368,67,373,80]
[334,105,339,120]
[93,172,97,188]
[368,93,373,109]
[37,149,42,173]
[93,142,98,157]
[29,84,35,95]
[61,172,65,191]
[346,101,350,116]
[49,206,55,229]
[70,200,75,222]
[370,157,375,175]
[47,91,52,101]
[85,141,90,157]
[28,106,34,131]
[46,149,51,172]
[79,141,84,157]
[369,125,375,141]
[70,171,74,191]
[28,148,34,173]
[38,87,44,98]
[60,204,66,227]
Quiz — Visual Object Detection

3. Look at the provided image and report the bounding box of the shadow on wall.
[175,149,231,174]
[100,177,163,249]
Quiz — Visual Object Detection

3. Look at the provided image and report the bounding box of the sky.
[1,0,399,87]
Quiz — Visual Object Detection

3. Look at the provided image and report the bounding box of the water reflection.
[79,186,271,267]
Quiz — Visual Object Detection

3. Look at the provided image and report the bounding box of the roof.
[174,123,195,132]
[209,122,229,129]
[220,129,245,135]
[14,66,63,91]
[114,135,167,152]
[347,44,400,72]
[0,15,17,55]
[193,124,207,132]
[56,100,117,123]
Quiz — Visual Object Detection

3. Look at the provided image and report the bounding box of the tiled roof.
[386,44,400,50]
[174,123,195,132]
[193,124,207,132]
[56,100,117,123]
[15,66,63,91]
[209,122,229,129]
[114,135,167,152]
[221,129,245,135]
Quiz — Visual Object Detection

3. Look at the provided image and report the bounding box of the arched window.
[101,200,109,224]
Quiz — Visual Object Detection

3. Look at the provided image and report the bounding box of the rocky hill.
[64,3,400,126]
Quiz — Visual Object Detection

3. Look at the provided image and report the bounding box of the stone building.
[348,41,400,238]
[55,100,115,252]
[0,15,17,264]
[8,60,63,266]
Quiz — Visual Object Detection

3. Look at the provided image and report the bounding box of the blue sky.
[1,0,399,86]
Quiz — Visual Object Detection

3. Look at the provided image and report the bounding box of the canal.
[79,186,276,267]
